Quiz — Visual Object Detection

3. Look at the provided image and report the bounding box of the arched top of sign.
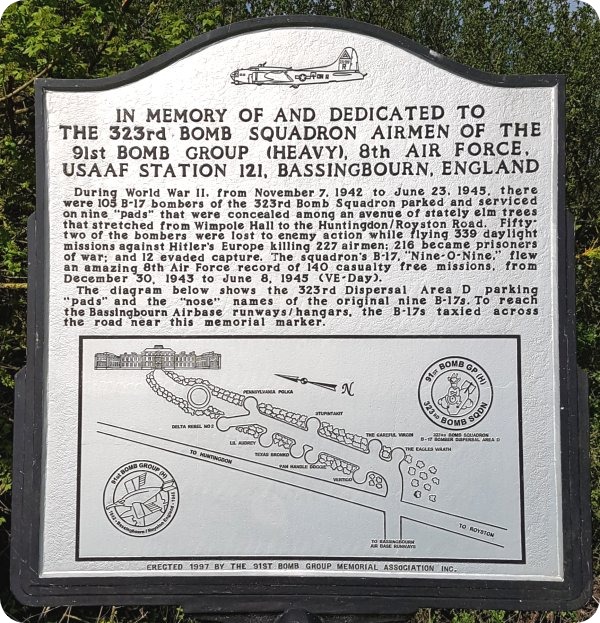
[36,15,562,92]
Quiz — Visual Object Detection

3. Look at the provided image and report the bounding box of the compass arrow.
[275,373,301,383]
[306,380,337,391]
[275,374,337,392]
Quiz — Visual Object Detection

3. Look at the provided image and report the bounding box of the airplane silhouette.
[230,47,366,88]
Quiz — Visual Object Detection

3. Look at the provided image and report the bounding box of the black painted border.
[11,15,591,614]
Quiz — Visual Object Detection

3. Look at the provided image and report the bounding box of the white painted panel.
[39,27,561,581]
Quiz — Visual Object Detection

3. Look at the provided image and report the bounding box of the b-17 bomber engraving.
[230,47,366,88]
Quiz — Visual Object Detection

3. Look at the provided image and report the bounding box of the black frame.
[11,15,591,613]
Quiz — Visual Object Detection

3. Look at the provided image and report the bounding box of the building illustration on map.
[94,345,221,370]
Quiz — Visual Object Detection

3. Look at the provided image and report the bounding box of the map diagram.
[78,336,523,563]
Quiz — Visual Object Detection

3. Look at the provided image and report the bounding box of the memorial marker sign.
[12,16,591,614]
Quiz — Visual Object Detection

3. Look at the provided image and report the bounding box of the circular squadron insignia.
[104,461,179,536]
[418,357,493,430]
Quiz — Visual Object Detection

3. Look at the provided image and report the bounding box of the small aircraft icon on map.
[230,47,366,88]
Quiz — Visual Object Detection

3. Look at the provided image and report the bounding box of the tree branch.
[0,283,27,289]
[0,64,53,104]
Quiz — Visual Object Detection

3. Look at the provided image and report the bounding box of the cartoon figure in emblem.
[437,373,475,415]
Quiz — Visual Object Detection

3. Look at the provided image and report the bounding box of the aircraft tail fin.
[334,47,359,71]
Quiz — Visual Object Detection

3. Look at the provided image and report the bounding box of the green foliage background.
[0,1,598,621]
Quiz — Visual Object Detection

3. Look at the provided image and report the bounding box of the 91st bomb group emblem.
[418,357,493,430]
[104,461,179,536]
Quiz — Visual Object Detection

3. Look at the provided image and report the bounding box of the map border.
[75,334,525,565]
